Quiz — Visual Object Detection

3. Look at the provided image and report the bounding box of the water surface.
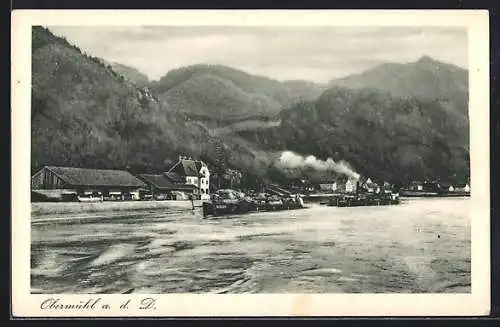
[31,197,471,294]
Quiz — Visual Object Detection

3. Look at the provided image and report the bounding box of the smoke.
[276,150,360,180]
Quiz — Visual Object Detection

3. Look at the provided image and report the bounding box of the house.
[31,166,146,201]
[328,176,356,194]
[167,156,210,198]
[423,180,441,193]
[438,182,455,193]
[345,178,358,194]
[360,177,379,193]
[410,181,424,191]
[319,181,337,192]
[455,183,471,193]
[381,181,393,194]
[137,173,197,200]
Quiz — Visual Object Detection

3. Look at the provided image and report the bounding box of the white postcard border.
[11,9,490,317]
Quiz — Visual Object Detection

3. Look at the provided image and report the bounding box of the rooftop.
[138,173,196,191]
[43,166,146,188]
[168,157,207,177]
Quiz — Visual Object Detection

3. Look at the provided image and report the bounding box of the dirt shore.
[31,200,200,218]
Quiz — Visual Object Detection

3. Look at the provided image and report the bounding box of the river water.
[31,197,471,294]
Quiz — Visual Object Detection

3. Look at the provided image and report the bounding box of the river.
[31,197,471,294]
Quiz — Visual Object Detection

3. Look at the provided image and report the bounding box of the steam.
[276,150,360,180]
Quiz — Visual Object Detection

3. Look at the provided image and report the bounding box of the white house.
[345,178,358,193]
[168,156,210,199]
[319,181,337,192]
[454,183,470,193]
[199,165,210,198]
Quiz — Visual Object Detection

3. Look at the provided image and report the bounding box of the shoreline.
[30,195,470,221]
[31,200,200,218]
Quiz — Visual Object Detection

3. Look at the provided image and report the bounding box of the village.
[31,154,471,207]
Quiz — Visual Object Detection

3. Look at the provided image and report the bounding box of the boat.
[202,189,307,217]
[325,192,400,207]
[399,190,439,197]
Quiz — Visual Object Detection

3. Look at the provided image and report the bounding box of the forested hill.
[237,86,470,184]
[100,60,150,87]
[148,64,327,123]
[330,56,469,116]
[31,26,469,186]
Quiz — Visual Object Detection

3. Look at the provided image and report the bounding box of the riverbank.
[31,197,471,293]
[31,200,200,218]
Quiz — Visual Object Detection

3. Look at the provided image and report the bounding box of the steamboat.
[322,192,400,207]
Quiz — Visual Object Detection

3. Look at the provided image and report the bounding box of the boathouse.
[31,166,146,201]
[167,156,210,198]
[136,173,197,200]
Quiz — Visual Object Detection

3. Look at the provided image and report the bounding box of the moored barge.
[324,192,400,207]
[202,189,307,217]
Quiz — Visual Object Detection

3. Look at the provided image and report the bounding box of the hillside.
[31,27,470,188]
[31,27,275,184]
[237,86,470,185]
[149,64,326,124]
[32,27,206,174]
[106,61,150,87]
[330,56,469,115]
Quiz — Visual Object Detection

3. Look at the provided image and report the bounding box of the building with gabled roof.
[32,166,145,189]
[31,166,146,201]
[137,173,197,200]
[167,156,210,198]
[454,183,471,193]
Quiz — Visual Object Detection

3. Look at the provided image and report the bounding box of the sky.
[46,26,468,83]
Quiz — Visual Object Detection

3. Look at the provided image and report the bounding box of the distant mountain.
[329,56,469,115]
[31,27,470,187]
[99,59,150,87]
[149,64,327,124]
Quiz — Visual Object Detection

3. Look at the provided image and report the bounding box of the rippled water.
[31,197,471,294]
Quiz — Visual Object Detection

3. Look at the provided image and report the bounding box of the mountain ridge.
[329,55,468,115]
[31,26,470,186]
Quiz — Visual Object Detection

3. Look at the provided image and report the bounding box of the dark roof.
[138,173,196,191]
[195,161,203,171]
[336,176,348,183]
[163,172,183,183]
[168,159,205,177]
[44,166,146,188]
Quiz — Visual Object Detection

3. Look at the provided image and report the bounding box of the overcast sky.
[46,26,468,83]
